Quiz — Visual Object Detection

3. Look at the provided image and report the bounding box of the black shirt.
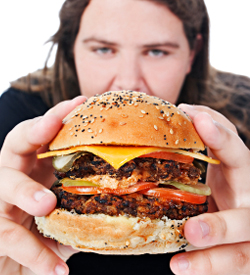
[0,88,176,275]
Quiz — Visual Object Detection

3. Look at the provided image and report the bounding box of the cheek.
[143,60,189,103]
[74,54,115,98]
[74,38,116,97]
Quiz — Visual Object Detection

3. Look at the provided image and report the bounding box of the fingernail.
[34,189,52,202]
[55,264,67,275]
[177,255,189,271]
[199,220,210,238]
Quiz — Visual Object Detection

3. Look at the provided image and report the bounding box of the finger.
[195,112,250,169]
[184,209,250,248]
[33,223,79,262]
[178,104,237,134]
[4,96,87,155]
[170,242,250,275]
[0,167,56,218]
[0,217,69,275]
[0,96,87,172]
[179,106,250,169]
[45,95,87,118]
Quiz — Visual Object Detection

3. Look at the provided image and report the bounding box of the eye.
[94,47,114,55]
[147,49,168,57]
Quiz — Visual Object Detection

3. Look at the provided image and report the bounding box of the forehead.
[79,0,186,44]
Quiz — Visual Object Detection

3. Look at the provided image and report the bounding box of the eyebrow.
[82,37,180,48]
[143,42,180,49]
[82,37,117,46]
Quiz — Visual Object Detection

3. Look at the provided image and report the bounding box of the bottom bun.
[35,208,190,254]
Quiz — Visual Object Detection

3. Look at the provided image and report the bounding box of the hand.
[0,96,87,275]
[170,104,250,275]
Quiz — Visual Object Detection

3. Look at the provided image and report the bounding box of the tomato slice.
[139,188,207,204]
[139,151,194,163]
[62,182,157,195]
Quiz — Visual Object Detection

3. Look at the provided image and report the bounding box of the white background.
[0,0,249,95]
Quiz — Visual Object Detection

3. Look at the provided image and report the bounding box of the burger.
[35,90,219,254]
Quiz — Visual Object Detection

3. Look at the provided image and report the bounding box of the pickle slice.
[161,181,211,196]
[60,178,98,187]
[193,160,206,174]
[52,152,84,172]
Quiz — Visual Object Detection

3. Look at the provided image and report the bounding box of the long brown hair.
[43,0,209,107]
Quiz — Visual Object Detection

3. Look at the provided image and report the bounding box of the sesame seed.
[134,102,138,106]
[170,129,174,134]
[158,116,164,120]
[141,110,146,114]
[99,129,103,134]
[82,122,88,127]
[167,118,171,122]
[139,115,144,118]
[175,140,179,145]
[154,125,158,131]
[120,122,127,126]
[90,119,95,123]
[88,129,93,133]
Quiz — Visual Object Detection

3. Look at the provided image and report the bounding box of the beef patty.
[54,154,201,185]
[52,184,208,220]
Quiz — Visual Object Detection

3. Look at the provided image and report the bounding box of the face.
[74,0,195,103]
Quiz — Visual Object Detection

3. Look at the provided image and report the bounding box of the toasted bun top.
[49,91,205,151]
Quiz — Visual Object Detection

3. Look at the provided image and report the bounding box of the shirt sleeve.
[0,88,49,150]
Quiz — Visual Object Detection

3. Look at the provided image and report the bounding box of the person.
[0,0,250,274]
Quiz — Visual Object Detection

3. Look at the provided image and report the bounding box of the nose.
[111,53,143,92]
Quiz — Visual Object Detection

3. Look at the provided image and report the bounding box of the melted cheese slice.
[37,145,220,169]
